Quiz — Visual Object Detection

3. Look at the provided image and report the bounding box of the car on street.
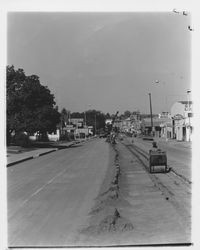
[99,133,107,138]
[142,136,154,141]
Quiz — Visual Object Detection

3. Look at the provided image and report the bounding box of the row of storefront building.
[113,101,193,142]
[29,101,193,142]
[29,118,93,142]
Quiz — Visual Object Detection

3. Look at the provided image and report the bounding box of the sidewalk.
[7,141,77,167]
[128,136,192,151]
[154,137,192,150]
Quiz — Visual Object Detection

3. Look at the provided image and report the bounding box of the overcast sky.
[7,12,191,114]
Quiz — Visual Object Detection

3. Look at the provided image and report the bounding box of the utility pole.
[148,93,154,135]
[95,113,97,135]
[68,111,71,125]
[84,111,87,127]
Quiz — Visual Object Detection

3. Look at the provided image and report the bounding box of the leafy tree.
[123,110,131,118]
[70,112,84,119]
[7,65,60,144]
[105,113,111,119]
[60,108,70,127]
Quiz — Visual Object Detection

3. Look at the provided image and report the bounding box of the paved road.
[116,141,191,245]
[126,137,192,181]
[157,140,192,180]
[7,139,110,247]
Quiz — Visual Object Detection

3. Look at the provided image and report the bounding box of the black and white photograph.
[1,0,198,248]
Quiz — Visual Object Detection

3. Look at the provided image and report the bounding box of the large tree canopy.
[7,65,60,139]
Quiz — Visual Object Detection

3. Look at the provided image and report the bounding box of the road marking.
[21,168,67,207]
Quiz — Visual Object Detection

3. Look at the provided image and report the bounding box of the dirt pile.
[81,144,134,235]
[98,208,133,232]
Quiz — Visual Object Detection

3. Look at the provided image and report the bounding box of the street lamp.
[187,90,191,109]
[187,90,191,141]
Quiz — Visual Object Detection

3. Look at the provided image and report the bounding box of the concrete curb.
[33,149,58,158]
[7,149,58,167]
[7,156,35,167]
[6,142,78,167]
[6,139,90,167]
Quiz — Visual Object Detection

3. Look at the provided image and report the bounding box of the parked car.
[142,136,154,141]
[99,133,107,138]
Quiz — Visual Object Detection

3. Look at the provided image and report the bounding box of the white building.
[171,101,193,141]
[105,119,112,125]
[141,117,171,138]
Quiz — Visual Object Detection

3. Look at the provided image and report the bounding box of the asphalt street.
[7,139,110,247]
[7,137,192,247]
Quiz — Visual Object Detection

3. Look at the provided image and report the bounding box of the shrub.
[60,133,70,141]
[14,132,31,147]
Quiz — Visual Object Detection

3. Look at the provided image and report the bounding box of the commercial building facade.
[171,101,193,142]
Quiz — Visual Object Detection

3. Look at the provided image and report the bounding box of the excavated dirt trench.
[81,143,134,236]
